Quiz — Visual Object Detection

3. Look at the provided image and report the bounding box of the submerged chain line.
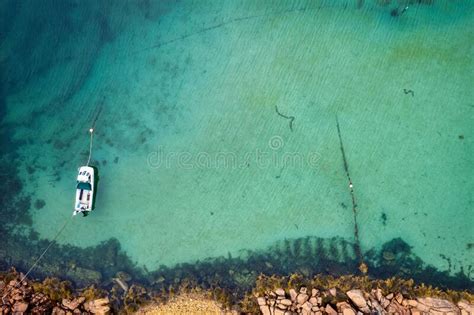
[1,215,74,304]
[336,115,364,269]
[133,7,308,55]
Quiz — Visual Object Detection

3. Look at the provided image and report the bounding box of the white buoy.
[86,128,94,166]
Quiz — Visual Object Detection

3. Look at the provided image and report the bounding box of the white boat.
[74,166,96,216]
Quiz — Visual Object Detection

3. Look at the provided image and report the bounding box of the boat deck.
[78,189,92,209]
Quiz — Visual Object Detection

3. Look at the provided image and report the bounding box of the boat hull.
[74,166,96,216]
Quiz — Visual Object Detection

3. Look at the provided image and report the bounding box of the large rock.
[257,297,267,306]
[62,297,85,310]
[259,305,271,315]
[458,300,474,315]
[368,297,386,314]
[309,297,318,305]
[395,293,404,305]
[325,304,338,315]
[13,301,28,313]
[387,300,409,315]
[380,296,390,309]
[430,311,457,315]
[374,288,383,302]
[417,297,458,314]
[296,293,309,305]
[343,308,357,315]
[280,299,292,306]
[275,288,285,297]
[276,303,287,311]
[346,290,370,313]
[407,300,418,307]
[51,307,66,315]
[337,301,356,315]
[274,309,285,315]
[289,289,298,301]
[84,297,110,315]
[301,301,312,315]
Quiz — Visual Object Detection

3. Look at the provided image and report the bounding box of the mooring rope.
[86,128,94,166]
[1,215,75,304]
[85,104,102,166]
[2,108,100,304]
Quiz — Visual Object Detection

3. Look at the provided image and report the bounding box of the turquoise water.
[1,0,473,289]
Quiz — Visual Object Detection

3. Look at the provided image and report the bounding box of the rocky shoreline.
[1,269,111,314]
[256,286,474,315]
[246,274,474,315]
[2,267,473,314]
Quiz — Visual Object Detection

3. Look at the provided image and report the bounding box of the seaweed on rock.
[367,238,473,291]
[31,277,73,302]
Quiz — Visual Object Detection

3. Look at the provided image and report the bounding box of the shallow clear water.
[1,0,473,287]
